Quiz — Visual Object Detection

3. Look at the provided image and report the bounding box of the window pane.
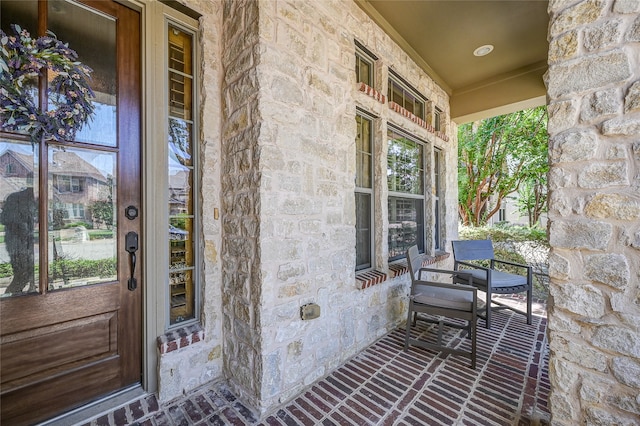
[1,1,37,36]
[169,217,194,324]
[168,24,196,327]
[169,71,193,121]
[356,115,372,189]
[404,92,415,115]
[390,82,403,105]
[355,192,372,270]
[169,166,193,216]
[434,150,443,250]
[388,196,424,261]
[169,25,193,74]
[387,130,424,195]
[415,100,424,120]
[168,26,193,121]
[169,118,193,167]
[48,146,117,290]
[0,139,38,297]
[435,108,442,131]
[356,55,372,86]
[49,0,117,146]
[1,2,39,138]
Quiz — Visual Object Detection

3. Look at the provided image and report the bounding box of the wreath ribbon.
[0,24,95,145]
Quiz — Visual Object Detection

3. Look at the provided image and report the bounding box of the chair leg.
[470,317,477,369]
[404,303,413,351]
[527,286,533,325]
[437,320,444,345]
[485,290,492,329]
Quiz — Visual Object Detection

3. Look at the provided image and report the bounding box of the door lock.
[125,205,138,220]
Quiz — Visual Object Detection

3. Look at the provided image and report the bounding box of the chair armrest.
[416,267,475,287]
[454,260,490,271]
[417,267,475,282]
[493,259,532,270]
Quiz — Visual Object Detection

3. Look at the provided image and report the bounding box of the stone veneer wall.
[157,0,457,413]
[219,0,265,409]
[216,0,457,414]
[546,0,640,424]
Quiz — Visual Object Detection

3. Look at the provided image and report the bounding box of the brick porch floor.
[79,297,549,426]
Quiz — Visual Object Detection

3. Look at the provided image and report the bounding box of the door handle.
[125,231,139,291]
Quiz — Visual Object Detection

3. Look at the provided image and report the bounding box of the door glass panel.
[1,1,38,36]
[48,146,116,290]
[1,2,39,138]
[0,139,39,297]
[48,0,117,146]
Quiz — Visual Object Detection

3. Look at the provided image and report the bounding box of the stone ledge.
[157,323,204,354]
[357,252,451,285]
[389,251,451,278]
[355,269,388,290]
[357,82,386,104]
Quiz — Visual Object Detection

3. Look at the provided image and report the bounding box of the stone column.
[546,0,640,424]
[220,0,264,409]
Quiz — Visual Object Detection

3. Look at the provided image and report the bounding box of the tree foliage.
[516,177,548,227]
[458,106,548,227]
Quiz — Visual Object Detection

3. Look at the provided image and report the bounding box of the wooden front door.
[0,1,141,424]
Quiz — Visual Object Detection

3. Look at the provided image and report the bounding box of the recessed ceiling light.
[473,44,494,57]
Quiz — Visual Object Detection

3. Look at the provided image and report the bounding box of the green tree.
[516,177,547,227]
[90,175,114,229]
[458,106,548,227]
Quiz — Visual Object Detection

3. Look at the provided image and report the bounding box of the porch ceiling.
[356,0,550,123]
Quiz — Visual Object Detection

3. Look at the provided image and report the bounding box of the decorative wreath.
[0,24,95,145]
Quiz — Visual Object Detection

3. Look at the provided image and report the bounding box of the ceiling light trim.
[473,45,494,57]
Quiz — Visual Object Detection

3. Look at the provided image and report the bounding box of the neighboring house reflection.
[0,149,110,228]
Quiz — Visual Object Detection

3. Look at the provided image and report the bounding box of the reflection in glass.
[169,118,192,166]
[48,146,117,290]
[355,193,371,270]
[388,196,424,261]
[169,217,194,324]
[1,1,38,37]
[48,0,117,146]
[387,130,424,195]
[0,140,39,297]
[168,24,196,326]
[169,167,192,216]
[168,25,193,121]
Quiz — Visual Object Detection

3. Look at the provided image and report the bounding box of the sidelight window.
[167,23,198,327]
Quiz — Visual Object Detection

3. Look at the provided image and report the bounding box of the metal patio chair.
[404,245,477,369]
[451,239,533,329]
